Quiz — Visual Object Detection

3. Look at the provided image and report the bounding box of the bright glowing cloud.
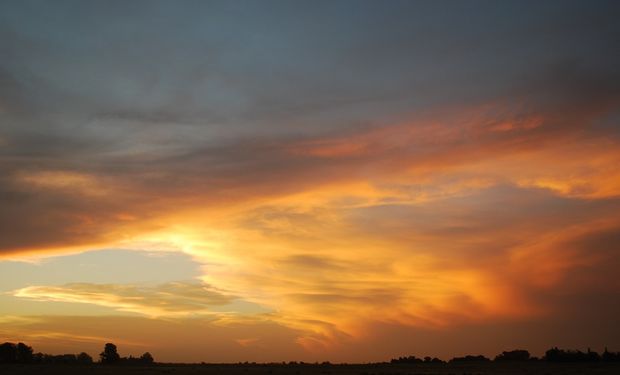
[13,282,234,317]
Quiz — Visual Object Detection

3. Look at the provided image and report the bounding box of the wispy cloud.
[13,282,234,317]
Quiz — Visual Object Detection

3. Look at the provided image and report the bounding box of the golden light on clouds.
[13,282,233,317]
[4,110,620,352]
[1,0,619,362]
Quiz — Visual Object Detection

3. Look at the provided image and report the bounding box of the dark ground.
[2,362,620,375]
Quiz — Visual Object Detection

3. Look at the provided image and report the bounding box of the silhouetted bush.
[140,352,154,364]
[0,342,33,363]
[390,355,423,364]
[77,352,93,364]
[16,343,33,363]
[54,354,77,364]
[495,350,530,361]
[119,353,155,365]
[32,353,82,364]
[450,355,490,363]
[0,343,17,363]
[33,353,72,364]
[544,347,600,362]
[424,356,445,363]
[602,348,620,362]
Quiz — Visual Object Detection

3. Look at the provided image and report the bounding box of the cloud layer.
[0,0,619,361]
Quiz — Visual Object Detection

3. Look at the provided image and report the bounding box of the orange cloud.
[13,281,234,317]
[2,102,620,353]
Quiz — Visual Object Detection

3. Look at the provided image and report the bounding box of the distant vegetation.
[1,341,620,365]
[390,348,620,364]
[0,342,153,365]
[544,347,620,362]
[495,349,530,361]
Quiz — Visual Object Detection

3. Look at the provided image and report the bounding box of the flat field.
[2,362,619,375]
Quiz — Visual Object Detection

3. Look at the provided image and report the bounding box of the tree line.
[2,342,619,365]
[0,342,154,365]
[390,348,620,364]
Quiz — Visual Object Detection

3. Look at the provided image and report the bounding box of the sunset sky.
[1,0,619,363]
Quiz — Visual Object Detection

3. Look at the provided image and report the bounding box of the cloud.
[3,104,620,348]
[13,281,234,317]
[3,100,619,256]
[0,0,619,360]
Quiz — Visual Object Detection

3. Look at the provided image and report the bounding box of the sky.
[0,0,619,363]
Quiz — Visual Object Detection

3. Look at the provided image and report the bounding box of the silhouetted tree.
[544,347,600,362]
[0,342,17,363]
[450,355,490,362]
[602,348,620,362]
[77,352,93,364]
[495,350,530,361]
[16,343,33,363]
[140,352,154,364]
[586,348,601,362]
[100,343,120,364]
[390,355,423,364]
[55,354,78,364]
